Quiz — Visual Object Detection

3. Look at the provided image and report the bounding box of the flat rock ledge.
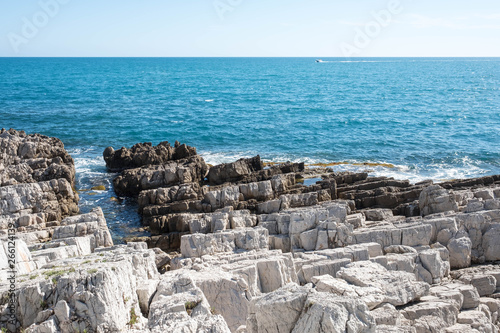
[1,133,500,332]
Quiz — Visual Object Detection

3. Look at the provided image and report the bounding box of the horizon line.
[1,56,500,58]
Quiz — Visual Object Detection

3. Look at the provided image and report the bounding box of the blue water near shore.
[1,57,499,241]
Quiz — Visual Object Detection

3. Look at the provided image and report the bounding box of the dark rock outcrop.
[112,155,209,196]
[441,175,500,190]
[103,141,197,172]
[332,174,426,216]
[207,155,263,185]
[104,139,500,257]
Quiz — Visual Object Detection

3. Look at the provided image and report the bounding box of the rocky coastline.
[1,129,500,332]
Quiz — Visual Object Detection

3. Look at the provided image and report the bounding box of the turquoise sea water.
[1,57,499,241]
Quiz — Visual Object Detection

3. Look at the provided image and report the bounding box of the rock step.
[0,178,79,234]
[441,175,500,190]
[137,182,203,213]
[207,156,305,186]
[112,155,209,196]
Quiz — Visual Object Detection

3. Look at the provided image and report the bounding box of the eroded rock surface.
[113,155,209,196]
[0,128,75,187]
[3,134,500,332]
[103,141,198,172]
[0,129,80,241]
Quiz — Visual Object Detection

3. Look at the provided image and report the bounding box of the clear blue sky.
[1,0,499,57]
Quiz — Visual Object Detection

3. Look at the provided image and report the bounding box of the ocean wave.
[201,151,258,166]
[73,156,106,173]
[66,146,99,156]
[318,60,402,63]
[337,61,392,63]
[320,59,498,64]
[200,151,492,184]
[69,149,495,185]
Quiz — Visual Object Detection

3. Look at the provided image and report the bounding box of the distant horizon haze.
[1,56,500,58]
[1,0,499,57]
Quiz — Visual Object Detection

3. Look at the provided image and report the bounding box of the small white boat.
[315,59,324,63]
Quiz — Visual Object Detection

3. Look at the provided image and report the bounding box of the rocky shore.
[2,130,500,332]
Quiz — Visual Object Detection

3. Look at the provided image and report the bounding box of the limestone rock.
[26,316,59,333]
[300,258,351,284]
[148,273,231,332]
[448,237,472,269]
[6,133,500,332]
[0,129,75,187]
[483,224,500,261]
[401,300,459,332]
[180,228,268,258]
[434,283,480,310]
[0,238,36,279]
[291,292,376,333]
[53,300,70,323]
[248,284,376,333]
[52,207,113,249]
[419,185,459,216]
[457,310,498,333]
[336,261,429,306]
[246,284,310,333]
[0,179,79,226]
[2,243,158,332]
[312,275,385,310]
[418,249,450,283]
[459,274,497,297]
[137,279,159,315]
[370,304,402,326]
[138,183,202,212]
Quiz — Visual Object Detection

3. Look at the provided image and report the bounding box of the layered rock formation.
[0,129,79,241]
[0,129,75,187]
[98,140,500,332]
[0,130,112,332]
[2,134,500,332]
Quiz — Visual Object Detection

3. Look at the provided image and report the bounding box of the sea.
[1,57,499,242]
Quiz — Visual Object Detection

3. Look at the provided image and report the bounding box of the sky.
[0,0,499,57]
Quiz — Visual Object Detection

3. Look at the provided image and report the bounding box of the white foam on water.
[70,148,493,188]
[200,151,492,184]
[68,146,106,173]
[201,151,257,166]
[69,148,114,191]
[320,60,401,63]
[329,160,490,184]
[337,60,389,63]
[73,156,106,174]
[67,146,98,156]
